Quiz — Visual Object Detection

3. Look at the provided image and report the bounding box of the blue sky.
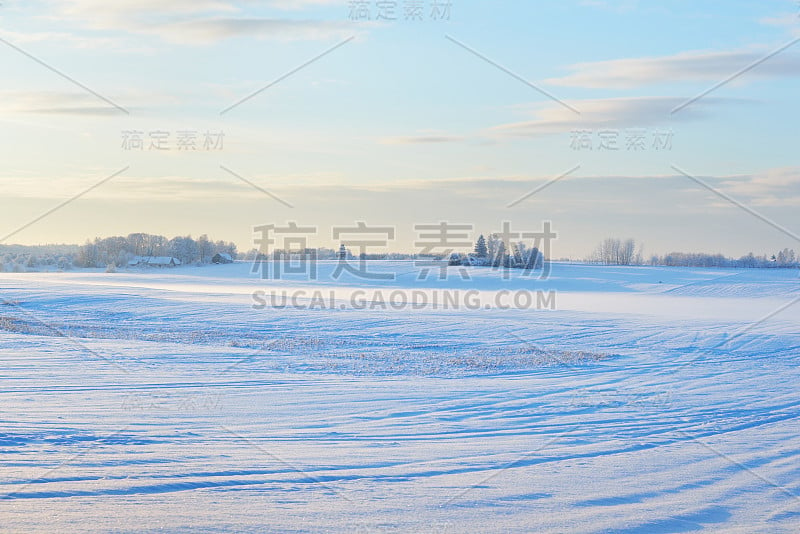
[0,0,798,257]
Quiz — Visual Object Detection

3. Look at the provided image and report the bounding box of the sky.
[0,0,799,258]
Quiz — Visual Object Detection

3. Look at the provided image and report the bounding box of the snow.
[1,262,799,532]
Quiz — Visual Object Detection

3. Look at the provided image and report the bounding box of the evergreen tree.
[474,235,488,258]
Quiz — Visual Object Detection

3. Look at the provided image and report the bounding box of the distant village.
[0,232,797,273]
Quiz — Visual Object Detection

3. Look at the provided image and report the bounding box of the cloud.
[0,90,178,116]
[0,91,130,116]
[380,134,465,145]
[0,29,138,51]
[5,162,798,214]
[47,0,238,23]
[0,170,705,202]
[546,48,800,89]
[40,0,361,44]
[759,12,800,32]
[719,167,800,207]
[264,0,352,9]
[490,96,727,137]
[159,17,355,44]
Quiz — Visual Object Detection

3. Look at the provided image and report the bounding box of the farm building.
[128,256,182,267]
[212,253,234,264]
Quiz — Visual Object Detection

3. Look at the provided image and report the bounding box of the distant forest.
[0,234,797,272]
[586,238,798,269]
[73,233,238,268]
[0,234,236,271]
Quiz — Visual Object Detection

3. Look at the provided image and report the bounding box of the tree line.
[0,244,76,273]
[74,233,238,268]
[650,249,798,268]
[586,238,798,268]
[589,238,640,265]
[3,235,797,272]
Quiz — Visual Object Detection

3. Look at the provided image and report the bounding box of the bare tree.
[591,238,639,265]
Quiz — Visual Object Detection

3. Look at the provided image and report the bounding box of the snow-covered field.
[1,262,799,533]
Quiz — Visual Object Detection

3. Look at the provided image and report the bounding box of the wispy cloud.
[380,133,465,145]
[0,91,131,116]
[264,0,353,9]
[759,11,800,34]
[0,29,143,51]
[720,167,800,206]
[0,90,178,116]
[8,167,797,207]
[760,14,800,27]
[41,0,361,44]
[490,96,727,137]
[156,18,356,44]
[546,48,800,89]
